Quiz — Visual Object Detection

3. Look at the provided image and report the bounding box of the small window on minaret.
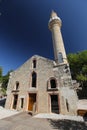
[33,59,36,68]
[58,52,63,63]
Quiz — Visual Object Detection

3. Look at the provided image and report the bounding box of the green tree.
[0,67,3,84]
[67,50,87,99]
[2,70,13,90]
[0,68,13,96]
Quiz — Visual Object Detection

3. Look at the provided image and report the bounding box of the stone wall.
[5,55,78,115]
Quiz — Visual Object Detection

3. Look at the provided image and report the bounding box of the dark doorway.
[28,94,36,111]
[13,95,18,109]
[51,95,59,114]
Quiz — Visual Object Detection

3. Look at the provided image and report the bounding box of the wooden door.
[28,94,36,111]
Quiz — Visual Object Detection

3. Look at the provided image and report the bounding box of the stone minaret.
[49,11,78,115]
[48,11,67,64]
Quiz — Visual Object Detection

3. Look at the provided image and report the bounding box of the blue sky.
[0,0,87,75]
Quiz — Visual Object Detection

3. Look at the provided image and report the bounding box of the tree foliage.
[67,50,87,99]
[0,67,13,96]
[0,67,3,84]
[67,50,87,82]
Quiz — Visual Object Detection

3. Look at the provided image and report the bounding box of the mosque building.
[5,11,78,115]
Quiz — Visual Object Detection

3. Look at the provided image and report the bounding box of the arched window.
[33,59,36,68]
[16,81,19,90]
[47,77,58,91]
[50,79,56,88]
[32,72,37,87]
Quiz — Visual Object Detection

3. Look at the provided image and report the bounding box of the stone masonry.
[5,11,78,115]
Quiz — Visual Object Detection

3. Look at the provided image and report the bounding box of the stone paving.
[0,108,87,130]
[0,107,19,119]
[34,113,84,122]
[0,112,53,130]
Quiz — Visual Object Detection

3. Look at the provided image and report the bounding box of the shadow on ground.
[48,119,87,130]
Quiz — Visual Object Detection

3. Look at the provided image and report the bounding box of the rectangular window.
[21,98,24,108]
[33,60,36,68]
[32,72,37,87]
[16,81,19,90]
[66,99,69,112]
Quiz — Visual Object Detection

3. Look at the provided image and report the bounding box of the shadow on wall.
[0,98,6,107]
[48,119,87,130]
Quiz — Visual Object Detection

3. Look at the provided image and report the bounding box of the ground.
[0,112,87,130]
[0,112,53,130]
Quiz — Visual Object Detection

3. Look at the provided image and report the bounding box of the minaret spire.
[48,11,67,64]
[51,10,58,18]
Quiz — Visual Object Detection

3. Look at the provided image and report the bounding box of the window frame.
[31,71,37,88]
[47,77,58,91]
[32,59,36,68]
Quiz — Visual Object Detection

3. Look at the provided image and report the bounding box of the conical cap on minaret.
[50,10,58,18]
[49,10,62,29]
